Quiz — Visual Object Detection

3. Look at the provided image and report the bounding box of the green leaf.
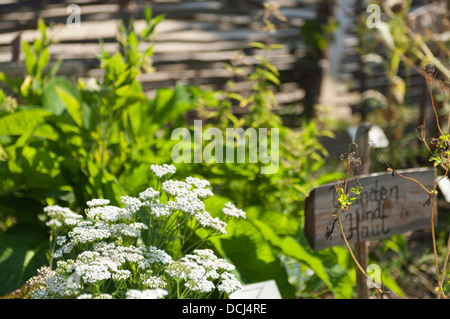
[42,77,77,116]
[56,86,82,127]
[0,108,55,139]
[0,222,49,296]
[0,89,5,106]
[218,220,296,298]
[249,42,267,50]
[21,41,36,76]
[264,71,280,86]
[37,48,49,78]
[144,6,152,24]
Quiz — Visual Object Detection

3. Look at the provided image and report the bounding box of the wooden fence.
[0,0,335,125]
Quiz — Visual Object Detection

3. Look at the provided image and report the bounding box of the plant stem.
[438,232,450,299]
[337,216,384,296]
[430,189,447,298]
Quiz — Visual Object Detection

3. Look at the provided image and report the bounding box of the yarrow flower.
[44,205,82,229]
[120,195,142,214]
[143,276,167,288]
[150,164,176,178]
[147,200,172,218]
[161,180,191,197]
[218,272,242,295]
[30,163,243,299]
[139,187,159,201]
[125,289,168,299]
[185,176,210,189]
[195,211,227,235]
[86,199,110,208]
[222,202,246,219]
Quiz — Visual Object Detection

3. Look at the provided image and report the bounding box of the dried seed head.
[425,63,436,77]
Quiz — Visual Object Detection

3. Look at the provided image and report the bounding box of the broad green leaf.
[0,108,54,139]
[218,220,296,298]
[56,86,82,127]
[42,77,77,116]
[0,222,49,296]
[277,236,332,289]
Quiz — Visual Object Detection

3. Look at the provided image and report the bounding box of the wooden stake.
[355,123,371,299]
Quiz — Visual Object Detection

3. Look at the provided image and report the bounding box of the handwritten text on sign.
[304,167,437,251]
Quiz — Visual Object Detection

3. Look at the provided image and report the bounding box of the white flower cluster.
[222,202,246,219]
[195,211,227,235]
[120,195,143,214]
[139,187,159,201]
[85,206,132,223]
[30,241,174,299]
[44,205,83,229]
[185,176,210,189]
[86,199,110,208]
[166,249,240,296]
[125,289,168,299]
[29,164,244,299]
[150,163,176,178]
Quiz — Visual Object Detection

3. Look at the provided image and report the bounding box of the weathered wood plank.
[305,167,437,251]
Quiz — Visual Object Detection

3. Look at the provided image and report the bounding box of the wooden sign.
[305,167,437,251]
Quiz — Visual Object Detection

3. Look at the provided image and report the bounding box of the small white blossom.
[77,264,111,284]
[112,223,143,238]
[185,278,215,293]
[56,236,67,246]
[143,276,167,288]
[125,288,168,299]
[192,188,214,199]
[112,270,132,282]
[29,288,50,299]
[44,205,82,221]
[175,192,205,215]
[194,211,227,234]
[77,251,101,264]
[46,275,73,297]
[86,199,110,208]
[86,206,131,223]
[222,202,246,219]
[64,218,81,226]
[147,199,172,218]
[150,164,176,179]
[161,180,191,197]
[120,196,142,214]
[139,187,160,201]
[68,226,111,244]
[185,176,210,189]
[217,272,241,295]
[143,246,173,264]
[44,205,83,229]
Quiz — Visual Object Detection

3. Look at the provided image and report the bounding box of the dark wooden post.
[354,123,371,299]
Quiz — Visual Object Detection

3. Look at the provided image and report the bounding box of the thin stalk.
[438,232,450,299]
[430,186,447,298]
[337,216,385,296]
